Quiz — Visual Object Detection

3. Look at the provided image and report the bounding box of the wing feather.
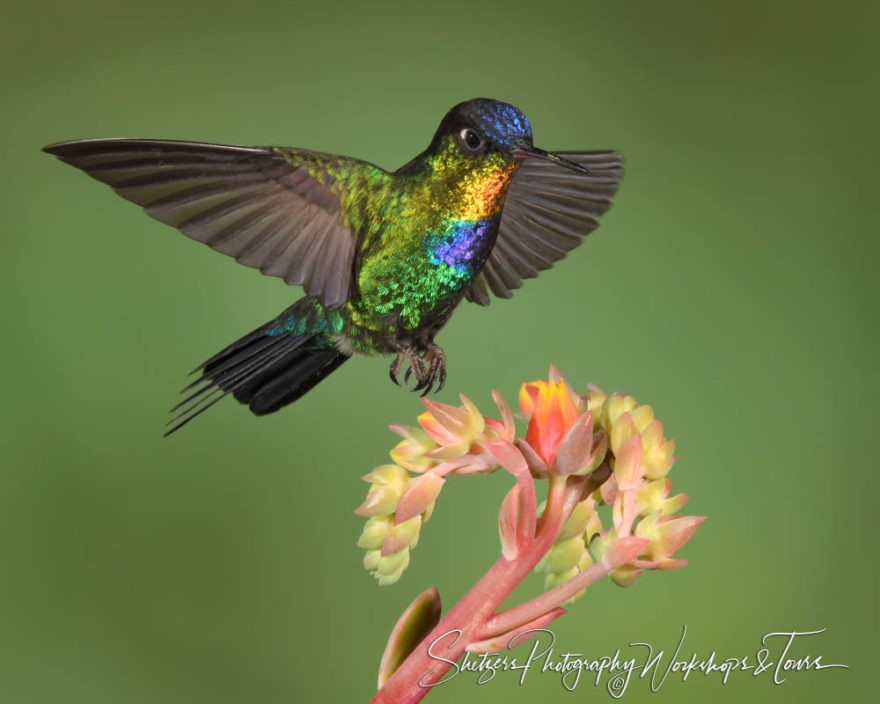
[466,150,623,304]
[43,138,378,307]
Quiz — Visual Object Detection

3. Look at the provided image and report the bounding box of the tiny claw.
[389,355,403,386]
[413,374,429,393]
[391,346,427,392]
[416,343,447,396]
[435,368,447,393]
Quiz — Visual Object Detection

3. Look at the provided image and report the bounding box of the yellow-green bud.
[543,536,587,574]
[609,564,641,587]
[363,549,382,572]
[557,500,594,541]
[382,516,422,554]
[357,515,393,550]
[375,549,411,586]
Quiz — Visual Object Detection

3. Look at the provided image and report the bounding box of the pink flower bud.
[388,424,438,473]
[484,390,516,441]
[601,536,650,570]
[395,472,445,524]
[522,379,582,467]
[613,434,643,491]
[382,516,422,555]
[635,514,706,569]
[554,411,595,476]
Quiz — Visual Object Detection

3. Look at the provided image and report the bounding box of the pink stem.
[484,561,610,637]
[513,469,538,545]
[370,476,577,704]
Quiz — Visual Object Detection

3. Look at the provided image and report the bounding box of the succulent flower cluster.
[356,367,703,591]
[538,385,701,592]
[355,391,514,584]
[366,368,704,703]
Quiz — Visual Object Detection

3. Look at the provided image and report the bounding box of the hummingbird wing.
[43,139,376,308]
[465,150,623,305]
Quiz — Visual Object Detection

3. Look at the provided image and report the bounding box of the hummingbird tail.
[165,302,349,435]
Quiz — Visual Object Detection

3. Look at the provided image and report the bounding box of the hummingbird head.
[431,98,590,175]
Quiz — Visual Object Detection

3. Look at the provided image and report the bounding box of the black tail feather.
[243,347,349,415]
[165,317,349,435]
[169,334,301,416]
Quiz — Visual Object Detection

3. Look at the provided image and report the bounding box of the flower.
[634,513,706,571]
[637,479,689,517]
[356,392,522,585]
[355,465,443,585]
[355,465,409,517]
[388,393,518,478]
[366,369,705,700]
[418,395,485,460]
[356,368,702,593]
[520,378,581,467]
[389,425,438,473]
[518,372,606,476]
[595,392,676,479]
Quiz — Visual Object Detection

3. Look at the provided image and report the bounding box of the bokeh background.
[2,1,876,701]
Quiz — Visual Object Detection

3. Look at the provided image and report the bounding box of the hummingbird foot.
[389,346,426,388]
[413,343,446,396]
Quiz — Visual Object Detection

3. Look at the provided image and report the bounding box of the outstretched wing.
[43,138,379,307]
[466,150,623,305]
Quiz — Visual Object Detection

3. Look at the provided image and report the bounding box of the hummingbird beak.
[512,140,590,175]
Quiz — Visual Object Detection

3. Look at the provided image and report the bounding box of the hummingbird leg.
[414,343,447,396]
[389,346,426,389]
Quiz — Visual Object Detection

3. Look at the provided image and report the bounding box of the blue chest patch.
[425,218,496,275]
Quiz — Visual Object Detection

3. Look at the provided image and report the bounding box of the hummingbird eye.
[460,128,483,152]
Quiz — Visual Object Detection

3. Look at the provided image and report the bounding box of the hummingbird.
[43,98,623,434]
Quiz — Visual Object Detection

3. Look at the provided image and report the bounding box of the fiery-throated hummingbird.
[44,98,623,434]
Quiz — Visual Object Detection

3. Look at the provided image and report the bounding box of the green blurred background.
[2,0,875,701]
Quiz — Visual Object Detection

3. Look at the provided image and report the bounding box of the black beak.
[512,139,590,175]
